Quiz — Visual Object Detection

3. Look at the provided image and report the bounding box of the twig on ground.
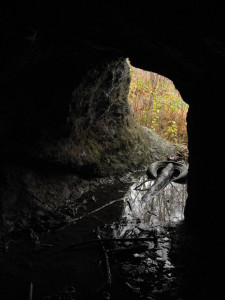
[56,198,124,232]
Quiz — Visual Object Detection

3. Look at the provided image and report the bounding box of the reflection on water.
[123,176,187,229]
[0,172,188,300]
[111,175,188,239]
[109,175,188,299]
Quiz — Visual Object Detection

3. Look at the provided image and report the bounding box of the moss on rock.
[33,58,175,175]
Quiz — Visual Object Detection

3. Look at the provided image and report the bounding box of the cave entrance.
[125,59,189,224]
[127,59,189,162]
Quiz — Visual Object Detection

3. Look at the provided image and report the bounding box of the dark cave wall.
[1,2,225,232]
[184,72,225,230]
[0,54,174,173]
[0,54,175,229]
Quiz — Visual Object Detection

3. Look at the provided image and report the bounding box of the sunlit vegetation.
[128,62,189,147]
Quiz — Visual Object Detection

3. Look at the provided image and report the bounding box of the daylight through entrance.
[128,59,189,162]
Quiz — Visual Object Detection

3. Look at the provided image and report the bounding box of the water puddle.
[0,171,188,300]
[122,176,187,228]
[105,175,187,300]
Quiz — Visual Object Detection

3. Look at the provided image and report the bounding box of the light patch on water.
[108,174,188,298]
[123,176,187,230]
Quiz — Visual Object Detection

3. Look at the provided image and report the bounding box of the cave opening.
[127,59,189,159]
[0,55,192,300]
[125,60,189,221]
[1,1,225,298]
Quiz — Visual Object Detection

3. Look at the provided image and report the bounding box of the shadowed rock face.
[0,51,174,171]
[0,2,225,232]
[0,56,175,229]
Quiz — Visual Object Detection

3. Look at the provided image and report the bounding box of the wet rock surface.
[0,171,198,300]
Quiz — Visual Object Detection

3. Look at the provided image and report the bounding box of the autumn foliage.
[128,62,189,146]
